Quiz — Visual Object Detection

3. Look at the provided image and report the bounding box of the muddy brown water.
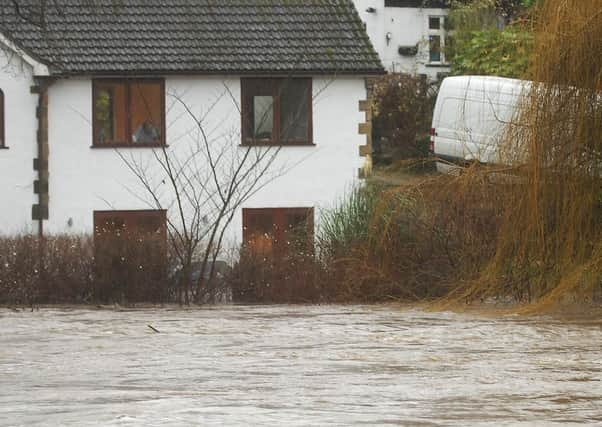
[1,305,601,426]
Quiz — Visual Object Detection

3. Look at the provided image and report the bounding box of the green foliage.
[446,0,535,78]
[449,27,534,78]
[318,183,383,258]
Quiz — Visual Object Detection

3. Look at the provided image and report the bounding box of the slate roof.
[384,0,449,7]
[0,0,384,76]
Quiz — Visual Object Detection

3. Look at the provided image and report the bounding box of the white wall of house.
[353,0,450,79]
[0,48,39,234]
[43,75,366,249]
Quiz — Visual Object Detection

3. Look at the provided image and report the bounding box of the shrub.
[371,74,438,162]
[229,247,326,304]
[0,235,94,305]
[0,234,175,305]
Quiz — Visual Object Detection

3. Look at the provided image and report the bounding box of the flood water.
[1,305,601,426]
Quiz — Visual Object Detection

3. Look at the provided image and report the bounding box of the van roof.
[440,75,530,97]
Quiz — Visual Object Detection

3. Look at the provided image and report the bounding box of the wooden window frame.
[427,16,447,65]
[93,209,168,238]
[92,78,166,148]
[241,78,314,147]
[93,209,168,263]
[242,207,315,256]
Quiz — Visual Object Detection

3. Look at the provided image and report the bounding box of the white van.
[430,75,530,172]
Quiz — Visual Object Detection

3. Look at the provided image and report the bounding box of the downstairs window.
[93,210,167,302]
[242,207,314,258]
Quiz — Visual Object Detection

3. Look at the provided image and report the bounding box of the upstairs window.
[93,79,165,147]
[428,16,447,64]
[241,78,313,146]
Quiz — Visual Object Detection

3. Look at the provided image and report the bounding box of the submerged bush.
[0,235,94,305]
[0,234,175,305]
[229,249,326,304]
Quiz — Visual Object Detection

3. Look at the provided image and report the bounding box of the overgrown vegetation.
[371,74,437,164]
[447,0,535,78]
[465,0,602,309]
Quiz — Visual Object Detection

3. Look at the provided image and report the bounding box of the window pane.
[429,35,441,62]
[136,214,164,235]
[243,208,313,258]
[253,96,274,140]
[280,79,310,143]
[284,211,311,252]
[95,216,126,236]
[242,79,275,143]
[429,17,440,30]
[130,82,162,144]
[243,210,275,257]
[94,82,126,144]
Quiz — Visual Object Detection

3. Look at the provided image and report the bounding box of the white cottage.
[0,1,383,256]
[353,0,450,79]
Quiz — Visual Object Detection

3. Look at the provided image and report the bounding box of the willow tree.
[462,0,602,308]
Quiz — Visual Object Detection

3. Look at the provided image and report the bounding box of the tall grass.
[319,184,383,259]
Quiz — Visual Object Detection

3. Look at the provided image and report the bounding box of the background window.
[427,16,447,64]
[242,78,312,145]
[429,35,442,62]
[429,16,441,30]
[93,79,164,146]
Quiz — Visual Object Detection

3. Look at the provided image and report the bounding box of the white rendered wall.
[353,0,450,79]
[46,76,366,249]
[0,48,39,234]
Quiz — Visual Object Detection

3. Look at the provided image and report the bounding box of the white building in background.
[0,1,383,258]
[353,0,451,79]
